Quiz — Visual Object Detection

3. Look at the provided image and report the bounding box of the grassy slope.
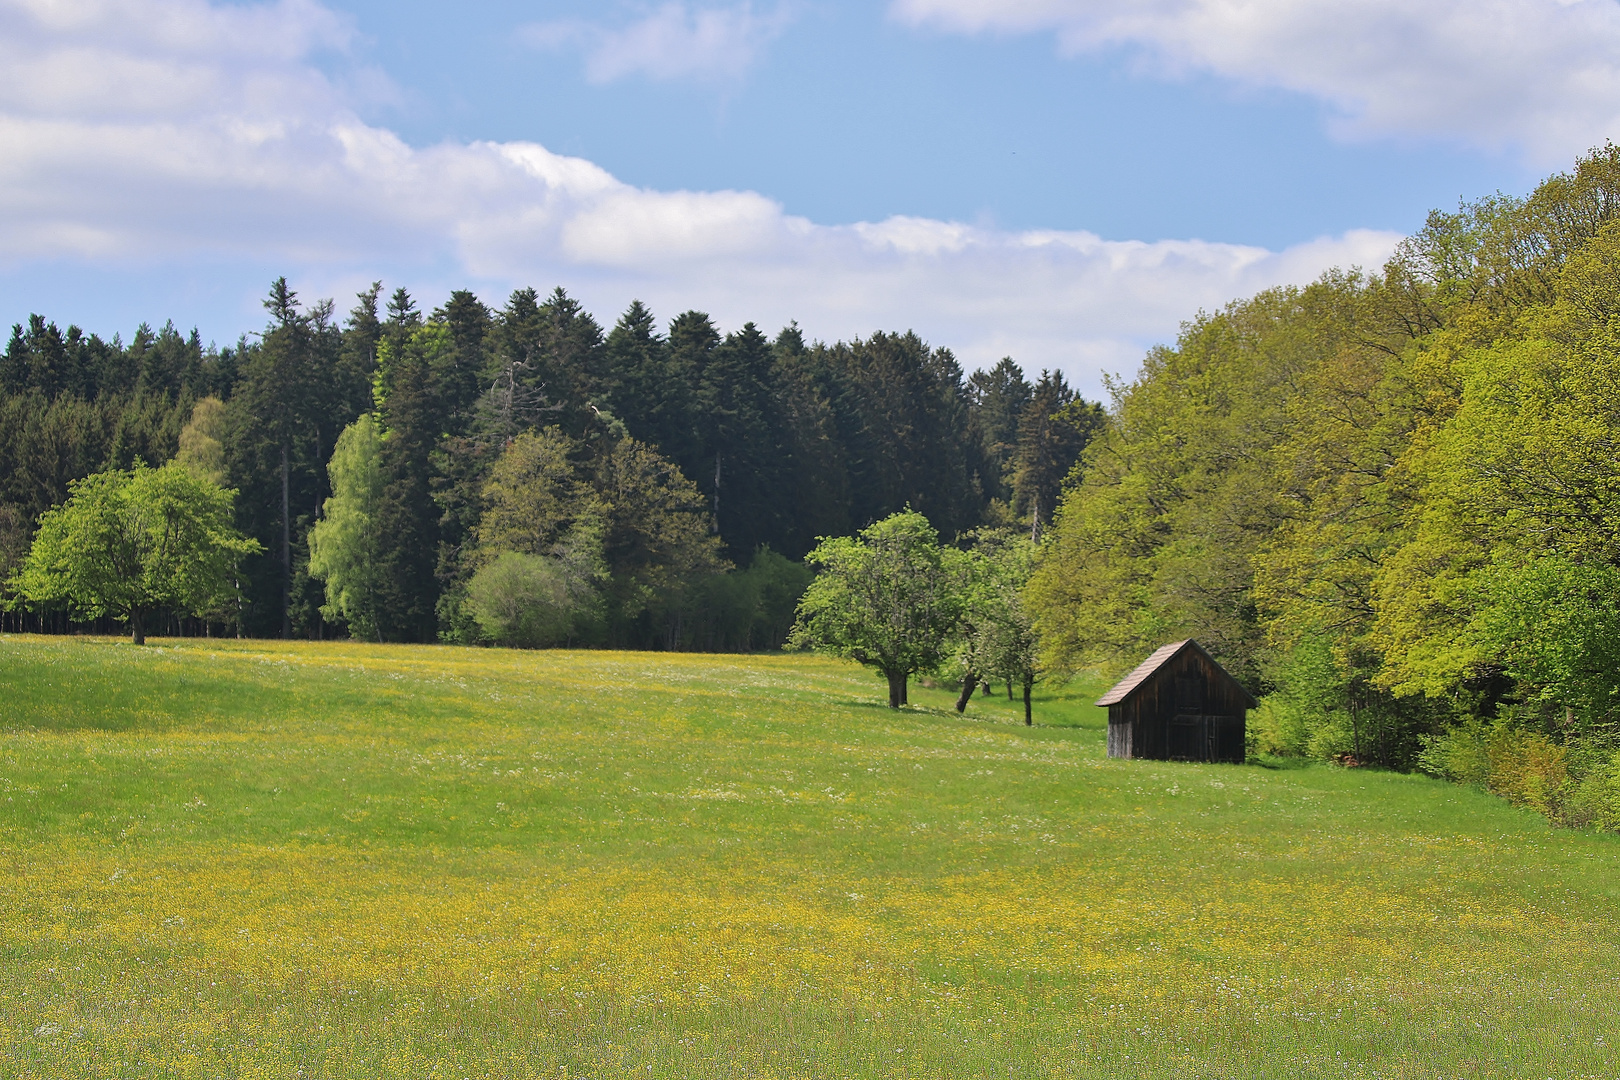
[0,635,1617,1079]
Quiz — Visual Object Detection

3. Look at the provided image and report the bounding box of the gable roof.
[1094,639,1258,708]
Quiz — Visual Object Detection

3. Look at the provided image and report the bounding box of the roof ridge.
[1093,639,1196,707]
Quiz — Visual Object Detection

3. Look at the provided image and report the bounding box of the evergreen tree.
[696,322,788,559]
[1009,371,1103,540]
[226,279,359,638]
[602,301,673,449]
[370,323,451,642]
[968,357,1032,504]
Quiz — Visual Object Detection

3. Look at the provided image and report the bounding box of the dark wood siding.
[1104,643,1248,764]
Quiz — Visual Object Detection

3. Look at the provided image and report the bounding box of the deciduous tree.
[790,509,968,708]
[10,462,259,643]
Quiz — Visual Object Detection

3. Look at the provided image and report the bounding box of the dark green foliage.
[4,282,1104,651]
[667,547,813,653]
[967,357,1032,504]
[225,280,362,639]
[371,324,456,643]
[1009,371,1104,538]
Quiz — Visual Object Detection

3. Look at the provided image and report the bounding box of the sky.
[0,0,1612,396]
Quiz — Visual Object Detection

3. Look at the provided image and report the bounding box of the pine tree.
[602,300,671,448]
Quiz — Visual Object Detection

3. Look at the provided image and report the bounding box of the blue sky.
[341,0,1534,246]
[0,0,1610,394]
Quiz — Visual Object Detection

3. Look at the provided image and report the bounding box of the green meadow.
[1,634,1616,1078]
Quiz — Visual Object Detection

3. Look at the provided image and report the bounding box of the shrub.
[465,551,593,649]
[1417,719,1620,830]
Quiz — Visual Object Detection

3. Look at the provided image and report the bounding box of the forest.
[1027,146,1620,826]
[0,279,1099,651]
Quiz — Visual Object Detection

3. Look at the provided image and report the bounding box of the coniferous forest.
[0,278,1100,651]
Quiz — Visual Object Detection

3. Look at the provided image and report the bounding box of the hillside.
[2,636,1617,1078]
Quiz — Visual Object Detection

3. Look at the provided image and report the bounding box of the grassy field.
[1,635,1617,1079]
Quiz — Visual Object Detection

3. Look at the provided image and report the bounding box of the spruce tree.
[1009,371,1103,539]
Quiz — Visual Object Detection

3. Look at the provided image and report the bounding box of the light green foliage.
[308,414,386,640]
[1562,750,1620,831]
[464,526,606,648]
[8,462,258,642]
[1249,634,1349,759]
[1247,633,1436,765]
[790,509,968,707]
[2,637,1619,1077]
[1028,285,1366,685]
[1374,251,1620,698]
[1466,557,1620,730]
[475,427,580,562]
[956,531,1041,722]
[1030,149,1620,783]
[1416,721,1620,831]
[175,395,227,486]
[372,320,455,416]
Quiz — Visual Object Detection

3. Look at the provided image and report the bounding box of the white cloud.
[521,3,793,85]
[0,0,1402,396]
[892,0,1620,165]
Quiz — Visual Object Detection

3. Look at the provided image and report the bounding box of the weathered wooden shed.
[1096,639,1255,763]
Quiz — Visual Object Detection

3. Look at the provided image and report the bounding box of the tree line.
[0,280,1102,650]
[1027,146,1620,829]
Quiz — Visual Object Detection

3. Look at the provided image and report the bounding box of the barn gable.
[1095,640,1255,763]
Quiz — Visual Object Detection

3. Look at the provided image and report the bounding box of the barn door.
[1170,675,1207,760]
[1169,714,1203,760]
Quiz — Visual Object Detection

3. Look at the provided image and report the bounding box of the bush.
[1484,725,1569,816]
[1419,720,1620,830]
[1253,635,1442,767]
[1562,752,1620,831]
[465,552,593,649]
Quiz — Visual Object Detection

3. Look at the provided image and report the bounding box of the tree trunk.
[281,441,292,640]
[885,668,905,709]
[981,681,992,697]
[1006,679,1014,700]
[956,670,978,713]
[1023,678,1034,725]
[130,609,145,646]
[314,427,324,642]
[712,451,722,534]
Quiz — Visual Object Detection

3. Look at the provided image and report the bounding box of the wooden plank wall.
[1106,647,1247,764]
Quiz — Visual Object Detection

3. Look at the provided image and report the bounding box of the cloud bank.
[893,0,1620,165]
[0,0,1402,392]
[521,3,794,86]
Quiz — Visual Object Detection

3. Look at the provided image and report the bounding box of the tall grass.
[2,635,1617,1078]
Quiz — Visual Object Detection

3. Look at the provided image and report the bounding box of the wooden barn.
[1096,640,1256,763]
